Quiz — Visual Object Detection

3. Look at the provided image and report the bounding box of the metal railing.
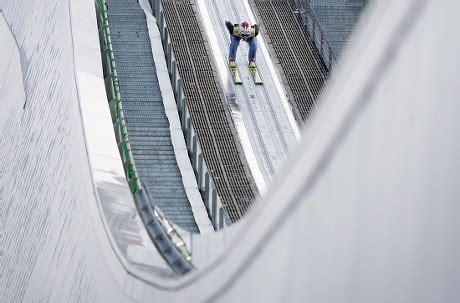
[95,0,193,275]
[292,0,338,71]
[148,0,230,230]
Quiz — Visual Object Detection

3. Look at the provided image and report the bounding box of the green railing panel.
[94,0,193,271]
[109,98,122,123]
[129,177,141,194]
[125,161,136,180]
[119,139,132,163]
[113,119,128,143]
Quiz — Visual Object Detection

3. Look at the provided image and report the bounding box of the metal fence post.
[212,188,217,228]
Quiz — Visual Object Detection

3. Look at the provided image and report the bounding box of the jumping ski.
[249,64,263,85]
[229,64,242,84]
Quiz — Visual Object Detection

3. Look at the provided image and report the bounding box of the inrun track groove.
[252,0,329,123]
[161,0,258,222]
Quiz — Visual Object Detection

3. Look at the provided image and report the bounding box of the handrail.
[95,0,193,275]
[291,0,338,71]
[148,0,230,230]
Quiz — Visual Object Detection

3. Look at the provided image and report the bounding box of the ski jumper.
[225,21,259,63]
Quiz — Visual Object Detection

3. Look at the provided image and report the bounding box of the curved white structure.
[2,0,460,301]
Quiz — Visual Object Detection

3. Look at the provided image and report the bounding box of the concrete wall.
[0,1,139,301]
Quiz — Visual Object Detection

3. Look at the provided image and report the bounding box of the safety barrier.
[148,0,229,230]
[292,0,338,70]
[95,0,193,275]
